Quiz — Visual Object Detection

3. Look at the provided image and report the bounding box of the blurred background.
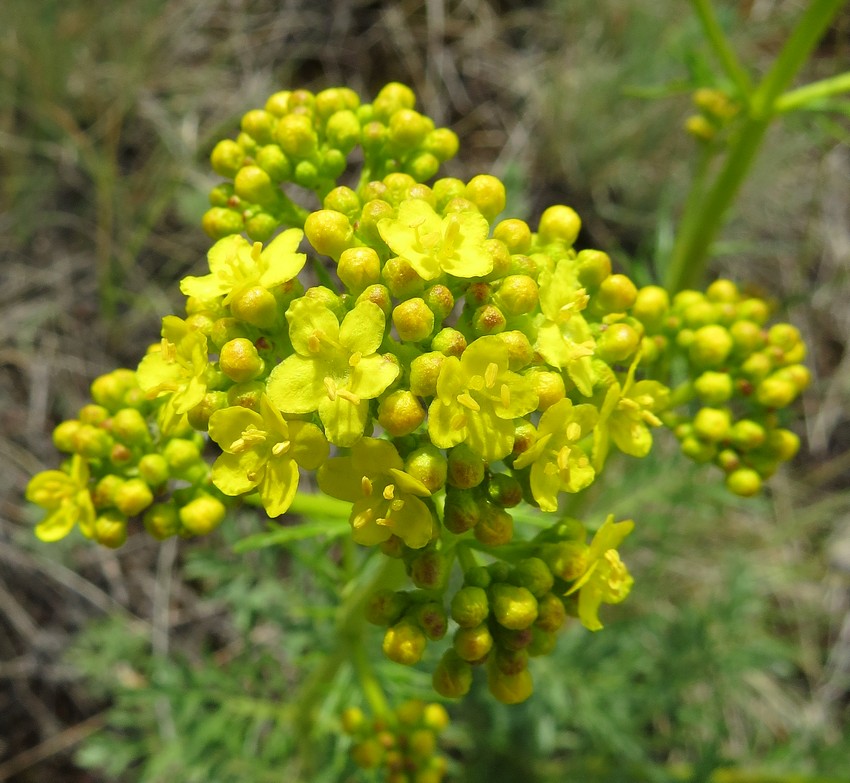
[1,0,849,781]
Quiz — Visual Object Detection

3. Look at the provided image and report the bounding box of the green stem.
[455,541,479,573]
[775,71,850,113]
[689,0,752,96]
[666,0,844,293]
[287,491,352,519]
[352,640,391,717]
[292,555,406,772]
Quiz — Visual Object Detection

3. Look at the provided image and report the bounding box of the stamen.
[390,499,405,512]
[307,332,322,354]
[250,241,263,264]
[456,392,480,412]
[323,376,337,401]
[557,445,572,473]
[383,484,395,501]
[484,362,499,389]
[566,422,582,442]
[271,440,291,456]
[336,388,361,405]
[361,476,373,496]
[348,351,362,367]
[450,413,467,430]
[500,383,511,409]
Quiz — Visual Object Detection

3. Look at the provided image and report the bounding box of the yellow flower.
[377,198,492,280]
[26,455,95,542]
[565,515,634,631]
[317,438,435,548]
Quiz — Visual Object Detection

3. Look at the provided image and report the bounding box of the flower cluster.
[27,83,808,709]
[341,700,450,783]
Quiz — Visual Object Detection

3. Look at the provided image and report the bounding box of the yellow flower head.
[377,198,493,280]
[565,515,634,631]
[317,438,435,548]
[26,455,95,542]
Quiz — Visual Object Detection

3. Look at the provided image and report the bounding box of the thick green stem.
[666,0,844,293]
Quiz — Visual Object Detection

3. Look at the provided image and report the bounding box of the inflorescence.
[28,83,808,751]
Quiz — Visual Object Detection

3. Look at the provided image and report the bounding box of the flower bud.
[538,205,580,246]
[138,454,170,487]
[233,165,277,206]
[355,283,393,316]
[493,275,539,316]
[527,627,558,657]
[535,592,567,632]
[513,557,554,598]
[423,284,454,322]
[755,374,798,409]
[446,444,485,489]
[474,502,513,546]
[376,390,425,437]
[464,175,505,222]
[596,322,642,363]
[453,623,494,662]
[729,419,766,451]
[404,445,448,493]
[632,285,669,331]
[73,424,112,459]
[693,371,733,405]
[594,274,637,314]
[340,706,366,735]
[366,588,410,626]
[187,390,229,430]
[416,602,448,641]
[94,510,128,549]
[680,435,717,463]
[383,619,427,666]
[493,218,532,253]
[489,583,538,630]
[53,421,85,454]
[576,249,612,291]
[202,207,245,239]
[487,473,523,508]
[472,304,507,336]
[432,649,472,698]
[92,474,123,509]
[143,502,180,540]
[726,467,762,497]
[382,256,426,299]
[463,565,492,589]
[273,113,318,158]
[692,407,731,442]
[351,738,384,770]
[230,285,279,329]
[219,338,264,383]
[337,247,381,294]
[740,351,773,383]
[304,209,353,260]
[429,177,463,211]
[689,324,733,369]
[163,437,201,475]
[393,298,435,343]
[431,328,467,357]
[541,541,587,581]
[450,585,490,629]
[210,139,245,178]
[179,493,226,536]
[409,551,450,591]
[357,198,394,245]
[406,152,441,181]
[487,661,533,704]
[442,488,480,534]
[112,478,153,517]
[409,352,445,397]
[766,428,800,462]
